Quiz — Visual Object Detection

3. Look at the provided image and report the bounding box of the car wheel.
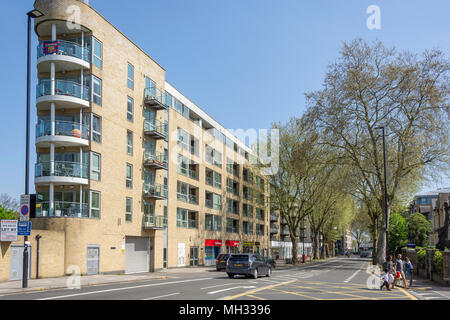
[253,269,258,279]
[227,273,234,279]
[266,268,272,277]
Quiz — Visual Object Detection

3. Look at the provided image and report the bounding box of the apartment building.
[29,0,270,276]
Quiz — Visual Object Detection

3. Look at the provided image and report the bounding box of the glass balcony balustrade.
[143,183,168,199]
[144,152,168,169]
[36,120,89,140]
[35,161,88,179]
[36,201,88,218]
[37,40,91,63]
[36,79,90,101]
[143,215,167,229]
[144,87,166,109]
[144,119,168,139]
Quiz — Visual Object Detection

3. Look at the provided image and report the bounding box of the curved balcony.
[36,120,89,148]
[36,201,88,218]
[144,152,168,170]
[35,161,88,185]
[144,119,168,140]
[36,79,90,110]
[37,40,90,73]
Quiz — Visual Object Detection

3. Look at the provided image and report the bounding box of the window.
[126,163,133,189]
[127,63,134,89]
[213,193,222,211]
[256,224,264,236]
[205,214,222,231]
[90,191,100,218]
[177,208,197,229]
[127,97,134,122]
[127,131,133,155]
[226,158,233,174]
[91,152,101,181]
[92,76,102,106]
[92,37,103,69]
[177,128,189,151]
[226,218,239,233]
[92,114,101,143]
[243,221,253,235]
[125,197,132,222]
[205,145,222,168]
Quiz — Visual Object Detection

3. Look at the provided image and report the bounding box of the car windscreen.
[219,255,230,260]
[229,255,249,262]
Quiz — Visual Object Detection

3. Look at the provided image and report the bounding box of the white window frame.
[90,152,101,181]
[127,130,133,155]
[91,114,102,143]
[127,63,134,89]
[92,76,102,106]
[125,197,132,222]
[126,163,133,189]
[127,96,134,122]
[92,37,103,69]
[89,190,101,218]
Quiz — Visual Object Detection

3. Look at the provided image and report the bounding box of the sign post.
[20,194,31,288]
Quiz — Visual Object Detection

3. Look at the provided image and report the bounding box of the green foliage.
[432,251,443,276]
[407,213,432,247]
[388,213,408,254]
[417,248,426,268]
[0,205,19,220]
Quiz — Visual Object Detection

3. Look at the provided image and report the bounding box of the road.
[0,257,446,300]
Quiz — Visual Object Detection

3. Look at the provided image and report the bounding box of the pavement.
[0,257,448,300]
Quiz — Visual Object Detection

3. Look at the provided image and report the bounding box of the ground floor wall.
[270,241,313,260]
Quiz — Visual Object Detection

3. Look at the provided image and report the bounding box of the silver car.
[226,253,272,279]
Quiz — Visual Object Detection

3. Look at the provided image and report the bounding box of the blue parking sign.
[18,221,32,236]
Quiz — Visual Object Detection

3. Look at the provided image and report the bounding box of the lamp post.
[23,8,44,289]
[375,126,389,257]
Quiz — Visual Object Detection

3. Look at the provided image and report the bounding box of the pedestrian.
[383,255,396,289]
[380,268,392,291]
[395,254,409,289]
[404,257,413,288]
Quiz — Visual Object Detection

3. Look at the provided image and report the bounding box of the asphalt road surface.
[0,257,445,300]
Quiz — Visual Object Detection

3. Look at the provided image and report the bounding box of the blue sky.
[0,0,448,200]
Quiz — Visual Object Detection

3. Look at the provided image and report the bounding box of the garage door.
[125,237,150,274]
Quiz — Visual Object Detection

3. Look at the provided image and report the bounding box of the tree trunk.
[376,205,390,265]
[291,235,298,264]
[313,232,320,259]
[371,217,379,265]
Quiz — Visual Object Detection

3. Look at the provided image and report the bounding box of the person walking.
[404,257,414,288]
[395,254,409,289]
[384,255,396,289]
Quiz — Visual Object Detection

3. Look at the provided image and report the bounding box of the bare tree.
[0,193,20,212]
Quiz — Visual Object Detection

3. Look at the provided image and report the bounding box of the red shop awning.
[225,240,240,247]
[205,239,222,247]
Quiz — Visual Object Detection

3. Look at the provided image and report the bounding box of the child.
[380,268,392,291]
[404,257,413,288]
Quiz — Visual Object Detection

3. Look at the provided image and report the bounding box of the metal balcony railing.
[36,79,90,101]
[144,87,166,109]
[143,215,167,229]
[143,184,168,199]
[144,119,168,139]
[35,161,88,179]
[36,201,88,218]
[144,152,168,169]
[37,40,91,63]
[36,120,89,140]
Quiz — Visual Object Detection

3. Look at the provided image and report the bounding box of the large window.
[205,214,222,231]
[205,145,222,168]
[226,218,239,233]
[92,114,101,143]
[127,63,134,89]
[92,37,103,69]
[177,208,197,229]
[91,152,101,181]
[127,96,134,122]
[126,163,133,189]
[127,130,133,155]
[125,197,132,222]
[92,76,102,106]
[90,191,100,218]
[243,221,253,235]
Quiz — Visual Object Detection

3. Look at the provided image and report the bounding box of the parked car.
[226,253,272,279]
[216,253,231,271]
[265,257,276,269]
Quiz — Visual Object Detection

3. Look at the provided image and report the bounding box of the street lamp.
[23,8,44,289]
[375,126,389,257]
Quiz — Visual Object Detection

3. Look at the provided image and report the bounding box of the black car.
[226,253,272,279]
[216,254,231,271]
[264,257,276,269]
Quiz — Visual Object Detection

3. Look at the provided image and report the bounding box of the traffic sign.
[18,221,32,236]
[20,194,31,222]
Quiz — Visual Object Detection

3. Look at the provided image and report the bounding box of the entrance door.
[190,247,199,266]
[87,245,100,275]
[177,243,186,267]
[125,237,150,274]
[9,245,31,281]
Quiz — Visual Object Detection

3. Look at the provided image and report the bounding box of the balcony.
[36,201,89,218]
[280,216,288,225]
[36,79,90,110]
[36,120,89,148]
[177,193,198,205]
[144,119,168,140]
[281,228,290,236]
[179,167,198,180]
[143,184,168,200]
[270,225,279,234]
[144,87,167,110]
[144,152,168,170]
[270,213,279,222]
[35,161,88,185]
[37,40,91,73]
[143,215,167,230]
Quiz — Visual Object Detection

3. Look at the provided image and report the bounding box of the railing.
[143,215,167,228]
[144,119,168,138]
[143,183,168,199]
[36,120,89,140]
[36,201,89,218]
[270,213,279,222]
[144,152,168,168]
[36,79,90,101]
[177,193,198,205]
[178,167,198,180]
[144,87,165,105]
[206,198,221,210]
[270,227,279,234]
[37,40,91,63]
[35,161,88,179]
[281,228,290,236]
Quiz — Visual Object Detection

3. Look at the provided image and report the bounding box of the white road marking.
[259,279,281,283]
[207,286,256,295]
[37,278,213,300]
[142,293,180,300]
[201,283,246,290]
[343,262,367,283]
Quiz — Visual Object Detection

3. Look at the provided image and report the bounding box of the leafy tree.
[305,39,449,264]
[388,212,408,254]
[0,204,19,220]
[351,206,371,254]
[406,212,432,247]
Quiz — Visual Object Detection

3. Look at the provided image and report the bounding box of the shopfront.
[243,241,260,254]
[204,239,222,266]
[225,240,240,254]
